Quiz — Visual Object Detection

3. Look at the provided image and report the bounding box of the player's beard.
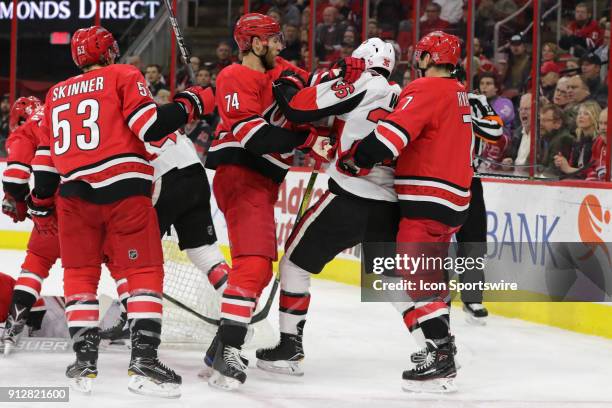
[262,48,277,70]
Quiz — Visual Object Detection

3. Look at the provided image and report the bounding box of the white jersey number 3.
[224,92,240,111]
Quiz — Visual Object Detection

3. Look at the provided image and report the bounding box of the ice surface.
[1,249,611,408]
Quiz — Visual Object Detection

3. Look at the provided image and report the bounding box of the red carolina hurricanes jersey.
[374,77,474,226]
[35,64,158,204]
[2,106,47,201]
[206,57,309,183]
[567,19,604,48]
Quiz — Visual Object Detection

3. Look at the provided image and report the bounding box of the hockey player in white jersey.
[255,38,402,375]
[101,126,230,342]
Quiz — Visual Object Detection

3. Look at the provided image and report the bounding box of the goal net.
[160,229,277,350]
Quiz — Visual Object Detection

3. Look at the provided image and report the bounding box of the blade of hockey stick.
[162,0,195,83]
[252,161,323,324]
[163,293,220,326]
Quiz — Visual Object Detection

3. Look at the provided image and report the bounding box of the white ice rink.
[1,248,611,408]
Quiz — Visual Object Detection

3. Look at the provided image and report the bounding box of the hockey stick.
[253,161,323,323]
[162,0,196,83]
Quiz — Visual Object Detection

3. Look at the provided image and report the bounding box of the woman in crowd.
[554,100,602,177]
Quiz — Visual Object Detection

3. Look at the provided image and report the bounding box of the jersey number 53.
[52,99,100,155]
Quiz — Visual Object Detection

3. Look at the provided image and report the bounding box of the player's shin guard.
[256,257,309,376]
[185,245,228,294]
[127,291,181,398]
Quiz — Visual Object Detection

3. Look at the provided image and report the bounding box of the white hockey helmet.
[352,38,396,76]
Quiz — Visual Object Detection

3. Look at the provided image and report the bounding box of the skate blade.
[465,313,487,326]
[256,359,304,376]
[128,375,181,399]
[68,375,96,394]
[208,370,243,391]
[402,377,457,394]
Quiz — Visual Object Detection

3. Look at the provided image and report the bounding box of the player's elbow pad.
[276,87,365,124]
[32,172,59,199]
[142,103,189,142]
[243,125,307,156]
[354,132,398,168]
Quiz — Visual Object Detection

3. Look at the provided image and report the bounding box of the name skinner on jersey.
[51,76,105,101]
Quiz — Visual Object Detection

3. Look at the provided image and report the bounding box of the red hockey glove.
[275,70,307,91]
[174,86,215,122]
[331,57,366,84]
[336,140,372,177]
[2,193,27,223]
[26,194,57,235]
[294,125,333,163]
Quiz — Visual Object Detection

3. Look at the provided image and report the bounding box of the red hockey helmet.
[414,31,461,66]
[9,96,41,132]
[234,13,282,52]
[71,26,119,69]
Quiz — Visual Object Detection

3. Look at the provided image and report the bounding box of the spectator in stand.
[0,94,10,157]
[126,55,144,73]
[280,23,302,64]
[145,64,168,97]
[433,0,463,25]
[594,24,610,82]
[213,41,236,73]
[580,52,608,107]
[366,18,380,39]
[560,2,605,52]
[315,6,345,61]
[176,56,201,92]
[502,34,531,100]
[588,107,608,180]
[420,2,450,37]
[554,100,602,178]
[154,89,171,105]
[473,37,498,76]
[538,104,574,172]
[553,76,571,109]
[375,0,403,34]
[300,6,311,30]
[402,69,412,87]
[542,42,566,72]
[195,68,213,88]
[503,93,532,166]
[267,8,282,23]
[478,73,515,137]
[565,74,593,133]
[565,58,581,74]
[541,61,561,101]
[342,26,358,47]
[271,0,301,26]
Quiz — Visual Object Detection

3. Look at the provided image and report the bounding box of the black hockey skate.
[198,334,249,379]
[208,341,248,391]
[463,302,488,325]
[402,337,457,393]
[128,336,182,398]
[66,328,100,394]
[0,303,30,356]
[255,321,305,376]
[411,335,457,364]
[100,311,129,344]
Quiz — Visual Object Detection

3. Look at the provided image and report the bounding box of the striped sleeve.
[469,93,504,142]
[31,112,59,199]
[2,122,37,200]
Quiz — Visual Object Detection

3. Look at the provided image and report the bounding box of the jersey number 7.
[52,99,100,155]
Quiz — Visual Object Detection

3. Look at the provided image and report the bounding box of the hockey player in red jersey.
[339,31,472,393]
[28,26,214,398]
[1,97,132,356]
[204,13,365,390]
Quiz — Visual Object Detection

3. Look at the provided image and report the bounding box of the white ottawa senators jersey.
[281,71,402,201]
[145,130,202,181]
